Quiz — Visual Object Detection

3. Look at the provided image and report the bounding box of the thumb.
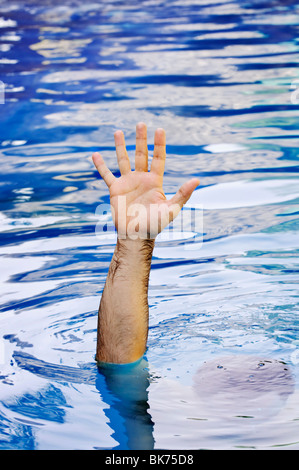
[168,177,200,209]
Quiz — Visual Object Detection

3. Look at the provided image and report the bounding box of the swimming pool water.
[0,0,299,450]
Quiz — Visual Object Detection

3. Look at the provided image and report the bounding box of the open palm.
[92,122,199,239]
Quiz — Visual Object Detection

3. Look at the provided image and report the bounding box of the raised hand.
[92,122,199,240]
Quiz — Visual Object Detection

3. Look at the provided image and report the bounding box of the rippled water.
[0,0,299,450]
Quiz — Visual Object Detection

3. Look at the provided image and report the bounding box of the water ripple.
[0,0,299,450]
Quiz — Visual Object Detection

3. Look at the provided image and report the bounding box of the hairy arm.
[96,238,154,364]
[93,123,199,364]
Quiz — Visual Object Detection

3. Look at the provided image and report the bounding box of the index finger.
[150,127,166,176]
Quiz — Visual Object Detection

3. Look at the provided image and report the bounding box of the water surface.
[0,0,299,450]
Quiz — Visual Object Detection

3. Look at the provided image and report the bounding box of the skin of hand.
[92,122,200,240]
[92,122,199,364]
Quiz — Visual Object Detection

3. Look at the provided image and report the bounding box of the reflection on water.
[0,0,299,450]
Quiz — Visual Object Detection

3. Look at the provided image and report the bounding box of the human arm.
[92,122,199,364]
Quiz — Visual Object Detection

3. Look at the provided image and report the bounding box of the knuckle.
[135,150,147,158]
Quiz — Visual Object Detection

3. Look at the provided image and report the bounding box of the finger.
[114,130,131,175]
[92,152,116,188]
[150,127,166,176]
[168,177,200,208]
[135,122,148,172]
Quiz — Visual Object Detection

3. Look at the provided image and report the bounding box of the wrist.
[112,237,155,274]
[116,236,155,250]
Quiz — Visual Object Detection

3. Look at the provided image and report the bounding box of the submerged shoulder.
[192,355,294,417]
[193,355,293,395]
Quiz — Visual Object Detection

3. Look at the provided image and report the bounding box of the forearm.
[96,238,155,364]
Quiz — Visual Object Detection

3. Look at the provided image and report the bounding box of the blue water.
[0,0,299,450]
